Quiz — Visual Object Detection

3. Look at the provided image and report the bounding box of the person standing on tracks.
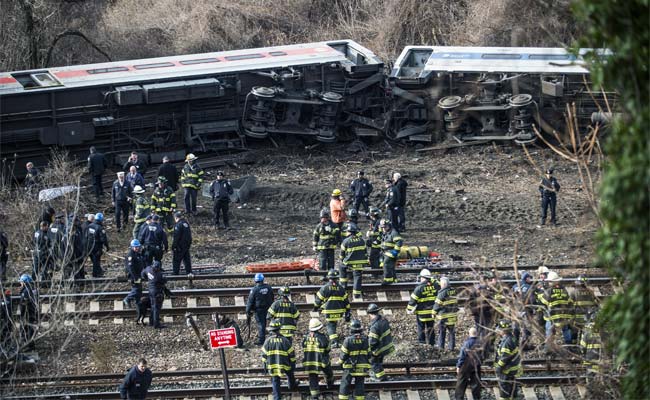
[312,209,341,273]
[367,303,394,382]
[64,215,85,280]
[579,310,602,382]
[541,271,574,350]
[171,211,192,275]
[112,171,134,233]
[246,273,274,346]
[47,213,66,270]
[380,179,400,230]
[18,274,38,351]
[119,357,153,399]
[303,318,334,398]
[455,327,482,400]
[339,319,371,400]
[262,319,298,400]
[132,185,150,239]
[24,162,41,194]
[313,269,350,348]
[180,153,204,216]
[151,176,176,234]
[339,222,368,299]
[158,155,179,191]
[407,269,439,346]
[365,207,383,274]
[570,275,598,345]
[123,239,146,309]
[88,146,108,200]
[32,221,52,281]
[139,215,168,266]
[141,260,166,329]
[432,276,459,351]
[538,168,560,226]
[393,172,408,232]
[86,213,109,278]
[350,170,373,216]
[126,166,145,199]
[494,319,522,400]
[209,171,234,230]
[0,228,8,282]
[122,151,148,175]
[468,272,494,339]
[341,208,359,239]
[330,189,347,230]
[267,286,300,342]
[379,219,402,285]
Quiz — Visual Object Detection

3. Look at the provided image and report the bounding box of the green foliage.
[573,0,650,397]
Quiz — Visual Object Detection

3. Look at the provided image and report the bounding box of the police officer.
[151,176,176,234]
[365,207,382,274]
[455,327,482,400]
[313,269,350,348]
[494,320,522,400]
[393,172,408,232]
[381,179,400,229]
[123,239,146,309]
[432,276,459,351]
[262,319,297,400]
[64,215,85,280]
[312,209,341,272]
[88,146,108,200]
[407,269,439,346]
[112,171,133,233]
[209,171,234,229]
[171,212,192,275]
[18,274,38,351]
[339,319,371,400]
[349,170,373,216]
[302,318,334,399]
[33,221,52,281]
[538,168,560,225]
[340,222,368,299]
[379,219,402,285]
[0,228,8,282]
[541,271,574,350]
[119,358,153,400]
[47,213,66,269]
[141,260,166,329]
[86,213,109,278]
[180,153,204,215]
[246,273,274,346]
[367,303,394,382]
[158,155,179,191]
[139,215,168,265]
[267,286,300,342]
[132,185,150,239]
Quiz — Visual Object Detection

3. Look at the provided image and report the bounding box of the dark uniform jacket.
[141,266,166,295]
[126,172,145,189]
[539,176,560,196]
[380,228,403,259]
[88,152,108,176]
[314,281,349,322]
[209,179,234,201]
[19,283,38,322]
[134,195,151,224]
[151,186,176,214]
[433,286,459,325]
[349,177,373,198]
[267,298,300,337]
[112,180,133,203]
[180,162,204,190]
[340,232,369,269]
[395,178,408,206]
[119,365,152,400]
[369,315,395,357]
[25,167,40,188]
[0,230,8,263]
[139,223,168,251]
[407,279,439,322]
[541,285,573,326]
[47,221,66,261]
[125,249,146,282]
[262,333,296,377]
[495,333,522,376]
[312,220,341,250]
[158,163,179,190]
[246,283,274,313]
[340,333,371,376]
[571,285,598,324]
[302,331,331,373]
[85,222,109,252]
[33,229,51,261]
[457,336,482,372]
[366,219,382,249]
[382,185,400,208]
[64,225,85,263]
[172,219,192,250]
[123,159,147,175]
[468,283,492,323]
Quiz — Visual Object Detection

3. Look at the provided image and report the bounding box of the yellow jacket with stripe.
[432,286,459,324]
[340,333,371,376]
[180,162,204,189]
[262,334,295,377]
[267,298,300,337]
[407,280,440,322]
[151,186,176,214]
[368,315,395,357]
[541,285,574,325]
[380,228,403,258]
[340,232,369,269]
[314,281,350,321]
[312,220,341,250]
[494,333,522,376]
[302,331,331,373]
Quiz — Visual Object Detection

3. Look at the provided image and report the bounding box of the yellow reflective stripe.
[500,346,519,355]
[265,350,290,356]
[375,343,395,355]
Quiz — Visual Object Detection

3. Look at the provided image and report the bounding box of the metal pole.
[185,313,209,351]
[212,313,231,400]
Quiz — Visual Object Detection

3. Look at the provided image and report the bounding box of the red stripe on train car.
[0,77,17,85]
[54,69,90,78]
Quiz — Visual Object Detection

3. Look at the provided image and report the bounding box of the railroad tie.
[234,296,247,320]
[89,301,100,325]
[577,385,587,399]
[549,386,566,400]
[210,297,220,307]
[406,389,421,400]
[464,389,475,400]
[40,302,50,328]
[64,302,75,326]
[377,291,388,301]
[163,299,173,323]
[400,291,410,301]
[187,297,197,308]
[357,309,367,317]
[379,391,392,400]
[291,392,301,400]
[493,387,501,399]
[113,300,124,324]
[305,294,319,317]
[435,389,450,400]
[592,286,603,297]
[522,386,538,400]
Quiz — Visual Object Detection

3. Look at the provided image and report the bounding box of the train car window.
[528,54,571,60]
[225,54,265,61]
[87,67,129,74]
[180,58,220,65]
[269,51,287,56]
[481,54,522,60]
[133,62,175,70]
[11,71,62,89]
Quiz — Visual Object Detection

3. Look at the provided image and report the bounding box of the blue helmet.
[130,239,141,248]
[254,273,264,282]
[95,212,104,222]
[19,274,33,284]
[152,260,161,269]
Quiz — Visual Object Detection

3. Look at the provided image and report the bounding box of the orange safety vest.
[330,197,347,224]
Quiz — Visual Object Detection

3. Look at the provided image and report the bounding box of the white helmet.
[309,318,323,332]
[186,153,197,161]
[546,271,561,282]
[419,269,431,278]
[133,185,145,194]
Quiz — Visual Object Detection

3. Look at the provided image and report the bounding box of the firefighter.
[209,170,234,229]
[139,215,168,265]
[180,153,204,215]
[330,188,347,229]
[570,275,598,343]
[365,207,382,273]
[340,222,368,298]
[379,219,402,285]
[47,213,66,270]
[262,319,298,400]
[380,179,400,230]
[367,303,394,382]
[141,260,166,329]
[0,228,8,282]
[18,274,38,351]
[579,311,602,381]
[302,318,334,399]
[132,185,150,239]
[246,273,274,346]
[341,208,359,239]
[119,358,153,400]
[541,271,574,350]
[112,171,133,233]
[151,176,176,233]
[312,209,341,273]
[432,276,459,351]
[267,286,300,342]
[455,327,483,400]
[123,239,146,309]
[494,320,522,400]
[313,269,350,348]
[407,269,439,346]
[86,213,109,278]
[349,170,373,216]
[87,146,108,200]
[538,168,560,225]
[171,211,192,275]
[339,319,371,400]
[33,221,52,281]
[64,215,85,280]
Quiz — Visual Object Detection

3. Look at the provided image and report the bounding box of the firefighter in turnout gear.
[407,269,439,345]
[432,277,459,351]
[313,269,350,348]
[379,219,402,284]
[138,215,168,265]
[151,176,176,233]
[541,271,574,349]
[339,319,371,400]
[262,319,298,400]
[341,208,359,239]
[365,207,382,273]
[494,320,522,400]
[180,153,204,215]
[123,239,146,309]
[367,303,394,381]
[132,185,150,239]
[302,318,334,398]
[171,211,192,275]
[268,286,300,342]
[538,168,560,225]
[570,275,598,343]
[247,273,275,345]
[579,311,602,380]
[339,222,368,299]
[312,209,341,272]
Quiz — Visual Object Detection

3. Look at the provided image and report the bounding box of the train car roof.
[0,40,377,95]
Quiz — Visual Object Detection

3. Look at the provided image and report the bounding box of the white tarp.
[38,185,78,202]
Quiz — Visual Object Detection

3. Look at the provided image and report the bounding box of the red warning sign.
[208,327,238,349]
